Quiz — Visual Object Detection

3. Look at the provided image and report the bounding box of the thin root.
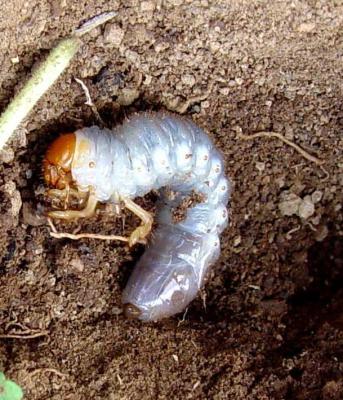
[169,81,214,114]
[29,368,68,379]
[177,307,189,326]
[75,77,105,126]
[50,231,146,244]
[117,374,123,386]
[1,320,48,339]
[238,131,324,166]
[285,225,301,240]
[305,221,317,232]
[199,289,207,311]
[47,217,58,233]
[51,231,128,242]
[5,321,28,331]
[319,165,330,182]
[0,330,48,339]
[72,225,82,235]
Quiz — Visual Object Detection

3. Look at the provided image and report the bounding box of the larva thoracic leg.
[44,112,230,322]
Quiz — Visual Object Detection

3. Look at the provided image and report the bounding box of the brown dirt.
[0,1,342,399]
[171,190,206,223]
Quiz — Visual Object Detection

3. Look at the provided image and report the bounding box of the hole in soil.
[287,235,342,314]
[280,236,343,357]
[289,367,303,380]
[117,245,145,290]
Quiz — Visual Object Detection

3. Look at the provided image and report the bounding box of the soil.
[0,1,342,399]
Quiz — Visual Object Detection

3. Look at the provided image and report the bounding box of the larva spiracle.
[44,112,231,321]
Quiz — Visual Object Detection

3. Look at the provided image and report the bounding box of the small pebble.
[140,1,156,12]
[233,236,241,247]
[278,192,302,216]
[11,56,19,64]
[311,190,323,204]
[298,196,315,219]
[255,161,265,172]
[25,169,33,179]
[315,225,329,242]
[4,181,22,217]
[167,0,183,5]
[172,354,179,363]
[181,74,196,87]
[0,147,14,163]
[279,192,316,220]
[235,77,243,85]
[70,257,85,273]
[117,88,139,106]
[297,22,316,33]
[111,306,123,315]
[219,87,230,95]
[103,23,125,48]
[14,126,28,148]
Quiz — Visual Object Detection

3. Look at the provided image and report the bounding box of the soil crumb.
[171,190,206,223]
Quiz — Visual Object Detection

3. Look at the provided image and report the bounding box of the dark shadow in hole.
[253,235,343,366]
[233,235,343,400]
[281,235,343,357]
[116,244,145,291]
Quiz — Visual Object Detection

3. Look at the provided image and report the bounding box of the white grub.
[68,112,230,322]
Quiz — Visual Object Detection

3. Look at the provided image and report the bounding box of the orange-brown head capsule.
[43,133,76,189]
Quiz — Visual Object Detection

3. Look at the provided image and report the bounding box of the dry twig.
[74,11,117,37]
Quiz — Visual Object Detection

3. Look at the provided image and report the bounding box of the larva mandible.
[44,112,230,321]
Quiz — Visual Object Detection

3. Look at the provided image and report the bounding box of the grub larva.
[44,112,230,321]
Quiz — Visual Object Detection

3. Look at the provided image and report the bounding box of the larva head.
[43,133,76,189]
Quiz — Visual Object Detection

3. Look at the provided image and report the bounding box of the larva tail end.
[123,303,142,320]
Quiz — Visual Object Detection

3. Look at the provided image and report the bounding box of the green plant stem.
[0,11,117,151]
[0,37,80,150]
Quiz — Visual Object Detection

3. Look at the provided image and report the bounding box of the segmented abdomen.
[72,113,230,321]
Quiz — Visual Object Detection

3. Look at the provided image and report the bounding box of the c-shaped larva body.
[44,112,230,321]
